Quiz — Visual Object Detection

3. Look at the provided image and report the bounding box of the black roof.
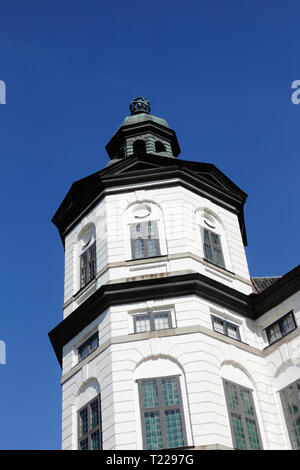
[251,277,281,293]
[52,153,248,246]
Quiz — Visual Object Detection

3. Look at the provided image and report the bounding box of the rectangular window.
[78,395,102,450]
[134,311,172,334]
[80,242,96,288]
[78,332,99,362]
[280,379,300,450]
[138,376,187,450]
[130,221,160,259]
[202,228,225,269]
[223,380,263,450]
[211,316,241,341]
[265,311,296,345]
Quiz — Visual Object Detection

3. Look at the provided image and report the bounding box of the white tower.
[50,98,300,451]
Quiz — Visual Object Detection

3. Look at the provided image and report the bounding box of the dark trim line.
[49,264,300,367]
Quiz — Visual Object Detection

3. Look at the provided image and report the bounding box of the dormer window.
[130,221,160,259]
[133,140,146,154]
[155,141,166,153]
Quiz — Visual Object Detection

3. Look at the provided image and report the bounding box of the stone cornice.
[50,265,300,366]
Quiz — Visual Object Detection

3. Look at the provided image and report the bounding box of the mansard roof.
[52,153,248,246]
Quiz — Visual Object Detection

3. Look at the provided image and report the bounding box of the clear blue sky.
[0,0,299,449]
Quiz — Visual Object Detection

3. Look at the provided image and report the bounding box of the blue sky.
[0,0,299,449]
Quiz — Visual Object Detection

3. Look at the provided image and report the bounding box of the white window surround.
[129,307,176,334]
[76,378,101,449]
[195,207,233,272]
[124,201,168,261]
[133,357,194,450]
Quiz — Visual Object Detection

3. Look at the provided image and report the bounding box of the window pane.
[240,388,254,416]
[80,408,88,437]
[267,323,282,344]
[135,315,151,333]
[88,243,96,279]
[79,343,89,361]
[204,229,211,242]
[162,378,180,406]
[147,239,160,257]
[132,239,145,259]
[245,418,261,450]
[91,430,100,450]
[90,399,99,428]
[79,438,89,450]
[231,413,247,450]
[144,411,163,450]
[165,408,184,448]
[154,313,170,330]
[213,317,225,334]
[211,232,220,246]
[213,246,225,268]
[81,252,88,286]
[204,243,214,263]
[225,381,239,411]
[227,323,239,340]
[90,335,99,353]
[280,313,296,336]
[291,417,300,449]
[141,380,159,409]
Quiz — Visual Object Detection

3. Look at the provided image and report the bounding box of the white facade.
[50,101,300,451]
[57,181,300,450]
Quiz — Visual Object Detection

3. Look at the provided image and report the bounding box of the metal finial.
[129,97,151,115]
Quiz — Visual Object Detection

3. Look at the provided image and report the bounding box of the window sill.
[126,255,167,265]
[73,276,96,299]
[203,258,235,275]
[212,328,244,344]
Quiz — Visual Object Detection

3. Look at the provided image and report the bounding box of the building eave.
[52,154,248,248]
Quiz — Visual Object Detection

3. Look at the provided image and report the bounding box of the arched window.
[130,220,160,259]
[133,139,146,154]
[196,209,230,270]
[134,358,192,450]
[221,364,263,450]
[125,202,167,260]
[155,141,166,153]
[77,379,102,450]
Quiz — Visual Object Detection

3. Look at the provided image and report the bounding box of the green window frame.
[130,221,160,260]
[78,395,102,450]
[202,228,225,269]
[280,379,300,450]
[138,376,187,450]
[223,379,263,450]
